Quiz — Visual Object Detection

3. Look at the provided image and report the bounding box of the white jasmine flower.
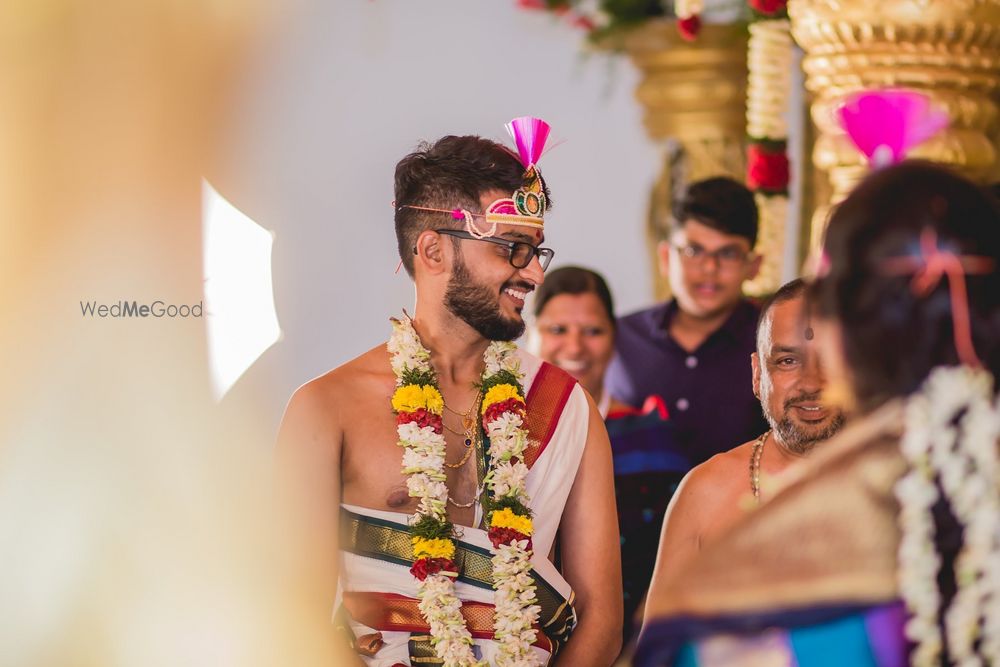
[402,447,445,474]
[397,422,443,447]
[491,461,529,497]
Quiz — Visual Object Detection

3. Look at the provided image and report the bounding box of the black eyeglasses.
[672,243,752,269]
[436,229,555,271]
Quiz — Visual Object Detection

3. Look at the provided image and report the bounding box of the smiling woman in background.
[533,265,690,651]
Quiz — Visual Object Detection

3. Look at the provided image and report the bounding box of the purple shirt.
[605,299,768,467]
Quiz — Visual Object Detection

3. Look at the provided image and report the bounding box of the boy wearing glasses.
[275,124,622,666]
[606,177,769,467]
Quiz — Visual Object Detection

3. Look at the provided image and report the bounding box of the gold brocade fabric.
[339,507,577,656]
[407,634,443,665]
[342,508,495,585]
[646,401,908,619]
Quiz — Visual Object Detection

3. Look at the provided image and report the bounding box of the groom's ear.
[414,230,448,276]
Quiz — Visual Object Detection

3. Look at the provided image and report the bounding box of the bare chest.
[339,395,482,527]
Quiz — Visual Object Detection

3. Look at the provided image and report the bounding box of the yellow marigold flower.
[392,385,424,413]
[489,507,533,536]
[411,536,455,560]
[481,384,524,414]
[392,384,444,415]
[421,385,444,415]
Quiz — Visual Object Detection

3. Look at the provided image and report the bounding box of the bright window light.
[202,180,281,401]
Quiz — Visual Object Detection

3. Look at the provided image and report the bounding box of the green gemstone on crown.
[514,190,528,216]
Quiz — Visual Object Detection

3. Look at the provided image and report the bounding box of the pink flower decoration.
[570,14,596,31]
[838,89,949,167]
[506,116,551,167]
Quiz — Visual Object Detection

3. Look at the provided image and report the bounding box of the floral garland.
[896,366,1000,666]
[675,0,703,40]
[744,0,791,295]
[514,0,597,31]
[514,0,750,42]
[388,315,541,666]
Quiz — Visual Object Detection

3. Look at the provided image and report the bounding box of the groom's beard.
[444,255,526,342]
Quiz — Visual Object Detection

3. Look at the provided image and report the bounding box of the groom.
[276,120,622,666]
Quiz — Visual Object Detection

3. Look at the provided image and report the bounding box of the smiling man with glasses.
[606,177,770,468]
[276,120,622,667]
[434,228,555,272]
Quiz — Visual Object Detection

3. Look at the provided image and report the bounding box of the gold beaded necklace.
[749,430,771,503]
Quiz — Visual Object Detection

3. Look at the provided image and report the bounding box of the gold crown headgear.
[399,116,551,238]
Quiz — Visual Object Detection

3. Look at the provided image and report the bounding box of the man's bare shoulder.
[680,439,759,501]
[664,437,763,549]
[699,439,758,475]
[282,344,393,426]
[299,344,391,394]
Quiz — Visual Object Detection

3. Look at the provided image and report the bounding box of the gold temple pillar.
[790,0,1000,249]
[622,20,749,301]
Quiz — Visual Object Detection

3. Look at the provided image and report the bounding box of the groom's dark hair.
[393,135,551,277]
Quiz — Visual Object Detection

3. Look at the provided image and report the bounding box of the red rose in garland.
[488,526,534,552]
[409,557,458,581]
[749,0,787,15]
[396,408,443,433]
[747,143,790,193]
[677,14,702,41]
[482,396,526,427]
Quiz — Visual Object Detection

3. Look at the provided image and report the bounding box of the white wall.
[212,1,682,435]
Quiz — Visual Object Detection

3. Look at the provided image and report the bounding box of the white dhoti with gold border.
[336,351,588,666]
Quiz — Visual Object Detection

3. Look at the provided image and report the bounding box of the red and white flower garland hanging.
[745,0,792,294]
[389,315,541,666]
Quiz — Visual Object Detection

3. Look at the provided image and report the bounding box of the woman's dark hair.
[811,161,1000,411]
[533,265,615,328]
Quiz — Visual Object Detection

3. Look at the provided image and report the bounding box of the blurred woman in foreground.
[636,161,1000,666]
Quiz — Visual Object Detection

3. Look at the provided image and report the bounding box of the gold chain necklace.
[750,430,771,503]
[440,422,466,437]
[444,434,476,469]
[442,390,481,469]
[442,391,481,426]
[446,402,482,507]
